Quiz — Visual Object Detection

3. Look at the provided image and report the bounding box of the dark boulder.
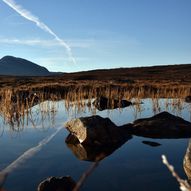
[65,115,132,146]
[37,176,76,191]
[124,112,191,138]
[93,96,132,111]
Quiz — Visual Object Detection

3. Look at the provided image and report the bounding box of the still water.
[0,98,191,191]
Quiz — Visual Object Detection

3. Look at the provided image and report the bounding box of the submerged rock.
[142,141,161,147]
[65,115,132,146]
[37,176,76,191]
[93,96,132,111]
[125,111,191,138]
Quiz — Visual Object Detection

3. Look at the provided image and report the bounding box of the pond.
[0,96,191,191]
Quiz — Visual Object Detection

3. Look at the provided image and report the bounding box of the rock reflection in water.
[66,136,131,162]
[93,96,132,111]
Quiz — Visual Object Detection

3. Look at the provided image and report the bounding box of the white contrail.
[0,126,62,187]
[2,0,76,64]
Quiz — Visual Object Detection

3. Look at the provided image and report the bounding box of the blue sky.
[0,0,191,72]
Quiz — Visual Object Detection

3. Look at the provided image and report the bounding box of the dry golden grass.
[0,82,190,131]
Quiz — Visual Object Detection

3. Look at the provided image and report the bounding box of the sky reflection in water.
[0,98,191,191]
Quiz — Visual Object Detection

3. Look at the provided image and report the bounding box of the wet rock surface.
[126,111,191,138]
[93,96,132,111]
[184,139,191,183]
[65,112,191,144]
[65,115,132,146]
[37,176,76,191]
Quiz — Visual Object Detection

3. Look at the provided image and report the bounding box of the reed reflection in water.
[0,85,191,132]
[0,85,191,191]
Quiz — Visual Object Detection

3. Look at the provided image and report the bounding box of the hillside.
[0,56,50,76]
[0,55,190,81]
[0,56,191,89]
[61,64,191,81]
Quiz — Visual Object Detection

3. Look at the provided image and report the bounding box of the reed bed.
[0,83,190,131]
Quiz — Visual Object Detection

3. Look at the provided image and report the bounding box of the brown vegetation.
[0,64,191,131]
[0,63,191,89]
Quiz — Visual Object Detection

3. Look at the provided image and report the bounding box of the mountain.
[0,56,51,76]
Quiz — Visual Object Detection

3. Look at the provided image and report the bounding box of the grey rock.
[125,111,191,138]
[65,115,132,145]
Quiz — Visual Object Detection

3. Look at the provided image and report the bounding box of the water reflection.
[0,86,191,132]
[66,138,131,162]
[0,127,62,189]
[0,86,191,190]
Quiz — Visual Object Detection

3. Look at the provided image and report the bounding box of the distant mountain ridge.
[0,56,51,76]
